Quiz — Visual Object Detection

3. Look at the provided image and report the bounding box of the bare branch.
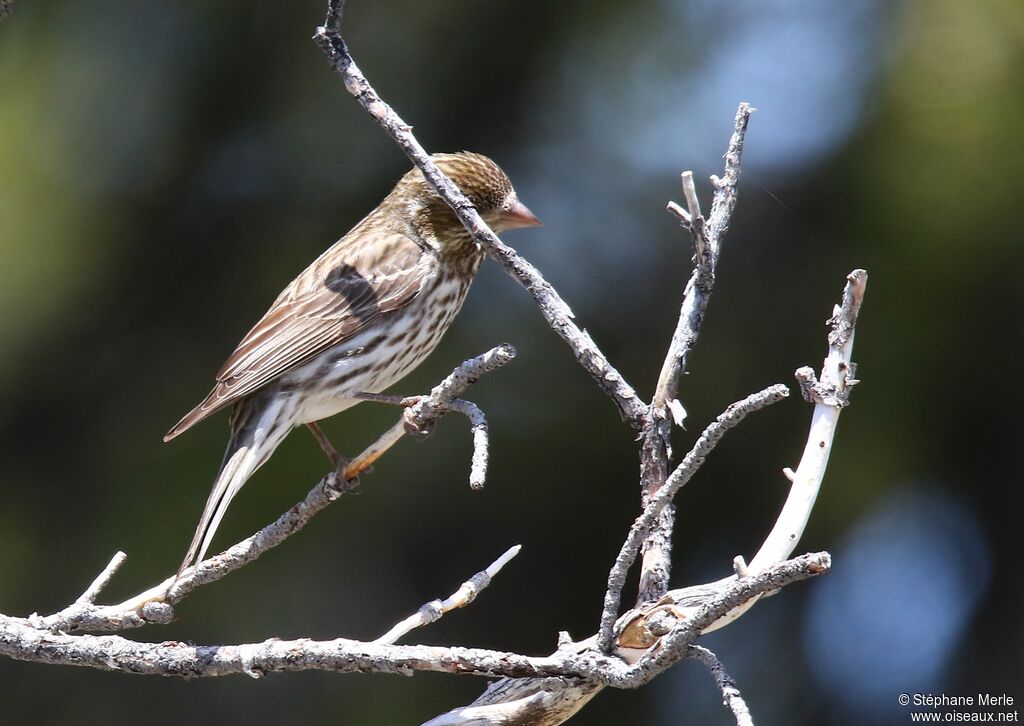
[637,103,753,605]
[36,471,358,633]
[312,0,647,429]
[652,103,752,414]
[687,646,754,726]
[599,384,790,652]
[693,270,867,635]
[421,551,827,725]
[74,552,128,605]
[679,171,707,265]
[410,344,518,425]
[345,343,515,486]
[1,612,598,680]
[0,553,827,684]
[341,419,406,480]
[666,200,691,226]
[747,270,866,573]
[376,545,521,646]
[607,551,830,688]
[443,399,490,491]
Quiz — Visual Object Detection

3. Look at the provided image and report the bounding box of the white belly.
[285,273,469,425]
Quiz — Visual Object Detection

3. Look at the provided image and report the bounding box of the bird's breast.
[289,271,472,425]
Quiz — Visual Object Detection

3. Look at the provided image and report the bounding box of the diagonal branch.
[73,551,127,606]
[687,646,754,726]
[312,0,647,429]
[28,345,517,634]
[376,545,521,645]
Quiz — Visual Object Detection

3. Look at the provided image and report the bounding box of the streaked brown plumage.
[166,152,540,577]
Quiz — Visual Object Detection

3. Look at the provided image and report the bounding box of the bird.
[164,152,541,578]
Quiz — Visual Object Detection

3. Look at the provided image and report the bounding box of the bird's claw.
[402,412,433,439]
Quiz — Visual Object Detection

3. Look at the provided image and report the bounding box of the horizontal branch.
[0,553,827,683]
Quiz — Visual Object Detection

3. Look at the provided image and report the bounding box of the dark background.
[0,1,1020,724]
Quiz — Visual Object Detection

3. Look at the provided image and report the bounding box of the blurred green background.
[1,1,1021,724]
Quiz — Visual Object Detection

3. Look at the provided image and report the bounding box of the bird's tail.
[176,393,295,580]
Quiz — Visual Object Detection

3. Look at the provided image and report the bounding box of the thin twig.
[376,545,521,645]
[404,344,515,432]
[313,0,647,429]
[74,552,128,605]
[687,646,754,726]
[666,200,691,226]
[444,399,490,490]
[680,171,707,265]
[599,384,789,652]
[652,104,751,415]
[344,344,515,484]
[636,103,753,605]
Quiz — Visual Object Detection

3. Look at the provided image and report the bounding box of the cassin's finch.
[165,152,540,577]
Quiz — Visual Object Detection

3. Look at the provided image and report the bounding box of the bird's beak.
[499,197,543,230]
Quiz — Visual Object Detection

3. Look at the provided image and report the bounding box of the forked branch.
[599,384,789,652]
[637,103,753,605]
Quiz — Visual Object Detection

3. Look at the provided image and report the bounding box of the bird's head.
[396,152,542,243]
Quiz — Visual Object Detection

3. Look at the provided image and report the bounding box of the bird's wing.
[165,229,430,440]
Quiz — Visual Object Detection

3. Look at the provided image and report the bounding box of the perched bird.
[165,152,541,577]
